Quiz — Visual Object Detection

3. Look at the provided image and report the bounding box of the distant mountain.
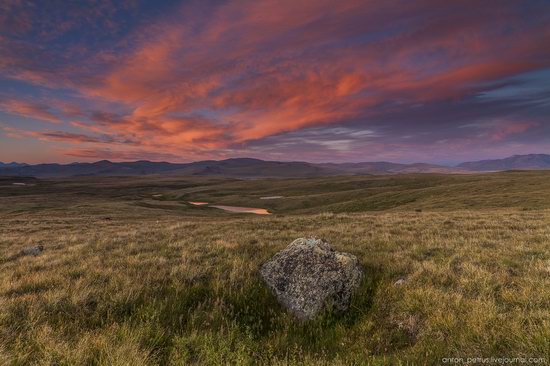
[0,160,188,178]
[1,154,549,178]
[0,162,28,168]
[319,162,462,174]
[0,158,338,178]
[167,158,337,177]
[457,154,550,171]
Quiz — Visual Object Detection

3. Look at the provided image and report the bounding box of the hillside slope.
[458,154,550,171]
[1,154,550,177]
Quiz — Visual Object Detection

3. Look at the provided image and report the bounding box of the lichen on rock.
[260,238,362,320]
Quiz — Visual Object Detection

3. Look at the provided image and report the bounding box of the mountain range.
[457,154,550,171]
[0,154,549,178]
[0,162,28,168]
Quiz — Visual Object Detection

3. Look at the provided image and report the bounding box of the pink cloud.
[489,121,539,141]
[1,0,550,161]
[62,148,184,162]
[0,99,61,123]
[72,0,548,152]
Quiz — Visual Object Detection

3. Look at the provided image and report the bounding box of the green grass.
[0,172,549,364]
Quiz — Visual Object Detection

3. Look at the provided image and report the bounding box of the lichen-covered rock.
[260,238,362,320]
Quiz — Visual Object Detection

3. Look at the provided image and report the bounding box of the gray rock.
[394,278,405,287]
[260,238,362,320]
[19,245,44,257]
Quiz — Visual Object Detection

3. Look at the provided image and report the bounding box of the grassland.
[0,172,549,365]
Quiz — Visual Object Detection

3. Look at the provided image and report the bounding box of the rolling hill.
[457,154,550,171]
[0,154,549,177]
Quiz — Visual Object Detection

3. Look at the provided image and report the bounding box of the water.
[211,205,271,215]
[189,201,270,215]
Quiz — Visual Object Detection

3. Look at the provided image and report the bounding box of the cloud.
[489,121,540,142]
[38,130,141,145]
[81,0,550,148]
[1,126,138,145]
[1,0,550,162]
[0,99,61,123]
[62,148,184,162]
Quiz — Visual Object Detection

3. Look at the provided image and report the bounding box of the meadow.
[0,172,549,365]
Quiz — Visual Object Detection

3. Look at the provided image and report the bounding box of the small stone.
[20,245,44,257]
[394,278,405,287]
[260,238,363,320]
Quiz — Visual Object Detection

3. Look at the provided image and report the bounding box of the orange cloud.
[72,1,547,153]
[2,0,550,161]
[0,99,61,123]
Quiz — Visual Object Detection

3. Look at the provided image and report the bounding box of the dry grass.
[0,174,549,365]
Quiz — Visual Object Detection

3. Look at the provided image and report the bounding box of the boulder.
[260,238,362,320]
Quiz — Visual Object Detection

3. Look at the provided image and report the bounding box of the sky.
[1,0,550,165]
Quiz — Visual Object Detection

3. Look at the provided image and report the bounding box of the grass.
[0,173,549,364]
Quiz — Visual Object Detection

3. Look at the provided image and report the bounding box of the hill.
[0,158,338,178]
[0,162,27,168]
[1,172,549,364]
[166,158,338,177]
[457,154,550,171]
[319,161,462,174]
[1,154,549,177]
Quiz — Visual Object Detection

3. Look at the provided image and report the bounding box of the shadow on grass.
[121,264,383,363]
[13,264,382,363]
[224,263,383,356]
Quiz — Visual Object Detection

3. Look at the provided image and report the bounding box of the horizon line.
[2,152,550,168]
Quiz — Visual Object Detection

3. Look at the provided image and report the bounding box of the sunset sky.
[1,0,550,164]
